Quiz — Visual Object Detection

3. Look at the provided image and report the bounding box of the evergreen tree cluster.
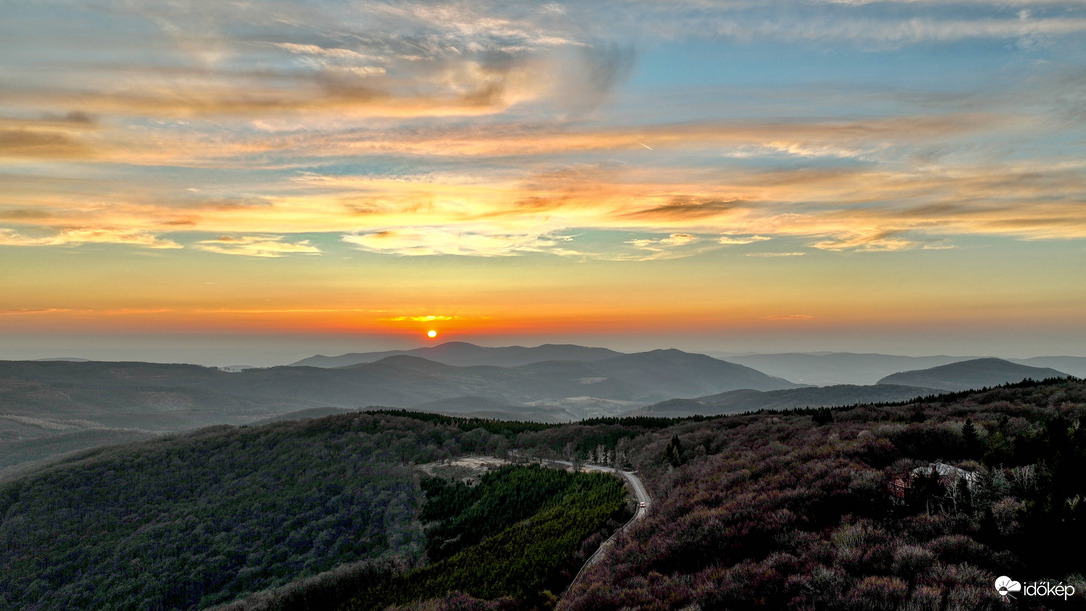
[341,465,630,610]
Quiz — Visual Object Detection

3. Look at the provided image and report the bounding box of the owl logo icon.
[995,576,1022,598]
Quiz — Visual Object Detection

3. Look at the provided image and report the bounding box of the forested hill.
[564,376,1086,609]
[0,413,438,609]
[0,412,628,610]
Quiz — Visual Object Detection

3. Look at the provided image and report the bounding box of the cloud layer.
[3,1,1084,260]
[2,0,1085,347]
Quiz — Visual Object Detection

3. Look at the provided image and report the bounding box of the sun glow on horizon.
[427,330,438,339]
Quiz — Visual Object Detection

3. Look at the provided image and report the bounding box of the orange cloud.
[380,315,458,322]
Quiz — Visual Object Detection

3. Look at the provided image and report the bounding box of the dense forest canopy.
[0,414,441,609]
[562,377,1086,610]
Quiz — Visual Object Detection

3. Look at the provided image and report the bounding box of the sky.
[2,0,1086,365]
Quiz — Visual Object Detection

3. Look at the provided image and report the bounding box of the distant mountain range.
[632,357,1074,417]
[2,347,1079,476]
[1009,356,1086,379]
[292,342,622,368]
[876,358,1069,391]
[0,347,797,473]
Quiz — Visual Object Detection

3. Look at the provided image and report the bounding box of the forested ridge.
[561,377,1086,610]
[3,377,1086,610]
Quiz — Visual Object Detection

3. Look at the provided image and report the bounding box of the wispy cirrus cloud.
[277,113,1004,160]
[0,228,180,249]
[623,233,701,259]
[195,235,320,257]
[629,234,695,248]
[343,227,577,257]
[719,235,771,245]
[0,1,632,122]
[723,16,1086,47]
[534,0,1086,48]
[809,230,919,252]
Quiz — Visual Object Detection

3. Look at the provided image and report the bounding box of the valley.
[1,346,1083,608]
[2,344,1083,609]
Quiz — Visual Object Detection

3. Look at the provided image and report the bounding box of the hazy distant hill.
[877,358,1069,391]
[1011,356,1086,379]
[293,342,623,368]
[715,352,975,385]
[716,352,1086,386]
[634,384,938,417]
[589,349,802,397]
[337,349,801,405]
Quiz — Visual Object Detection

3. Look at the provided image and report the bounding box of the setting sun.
[427,330,438,339]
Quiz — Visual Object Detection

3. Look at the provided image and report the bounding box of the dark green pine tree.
[665,435,684,467]
[962,418,980,456]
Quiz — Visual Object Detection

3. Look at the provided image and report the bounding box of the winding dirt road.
[545,461,651,592]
